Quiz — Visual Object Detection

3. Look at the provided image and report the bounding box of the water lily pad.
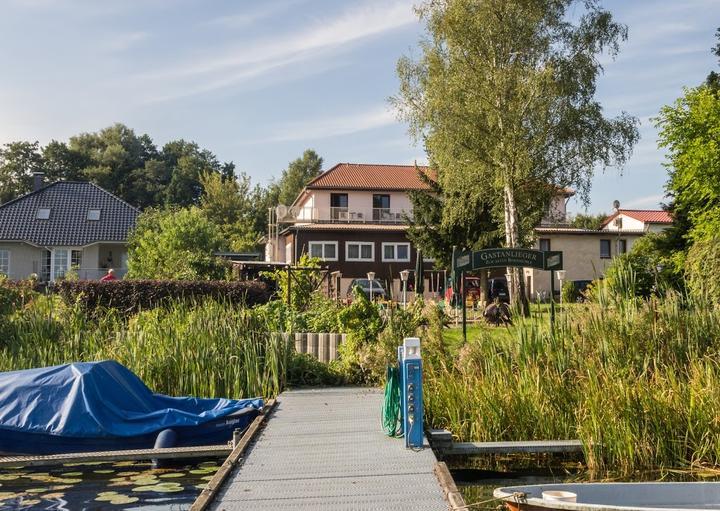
[158,472,185,478]
[113,461,137,467]
[200,475,214,481]
[21,498,41,506]
[0,491,24,499]
[116,471,141,476]
[40,492,65,499]
[93,469,115,474]
[132,481,183,493]
[109,495,139,505]
[0,474,22,481]
[25,488,49,494]
[95,491,120,502]
[61,471,83,477]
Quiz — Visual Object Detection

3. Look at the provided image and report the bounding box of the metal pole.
[403,280,407,309]
[549,269,556,333]
[287,266,292,308]
[462,271,467,344]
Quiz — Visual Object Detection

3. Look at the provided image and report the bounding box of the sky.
[0,0,718,215]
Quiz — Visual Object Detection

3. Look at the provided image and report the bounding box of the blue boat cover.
[0,361,263,438]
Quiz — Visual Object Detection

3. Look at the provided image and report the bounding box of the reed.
[424,268,720,476]
[0,296,289,399]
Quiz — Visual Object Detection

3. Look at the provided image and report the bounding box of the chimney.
[33,172,45,191]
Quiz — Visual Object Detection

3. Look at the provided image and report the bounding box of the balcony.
[280,206,411,224]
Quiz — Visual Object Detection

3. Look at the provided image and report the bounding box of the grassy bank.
[425,289,720,476]
[0,296,291,399]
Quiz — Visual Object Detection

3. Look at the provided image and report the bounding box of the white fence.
[290,333,345,363]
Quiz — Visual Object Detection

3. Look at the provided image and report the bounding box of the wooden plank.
[440,440,584,456]
[0,444,232,468]
[434,461,467,510]
[190,399,276,511]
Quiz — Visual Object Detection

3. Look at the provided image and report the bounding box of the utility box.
[401,337,424,449]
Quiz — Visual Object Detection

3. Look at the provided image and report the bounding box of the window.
[373,194,391,221]
[600,239,611,259]
[36,208,50,219]
[53,249,68,279]
[0,250,9,276]
[382,242,411,262]
[330,193,348,220]
[308,241,338,261]
[41,250,51,281]
[346,242,374,261]
[539,238,551,252]
[618,239,627,254]
[71,249,83,269]
[87,209,101,221]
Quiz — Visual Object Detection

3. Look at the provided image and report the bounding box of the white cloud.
[136,0,417,101]
[623,194,666,209]
[205,2,303,28]
[104,31,148,52]
[248,107,397,143]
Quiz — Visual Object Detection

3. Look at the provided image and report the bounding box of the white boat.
[494,482,720,511]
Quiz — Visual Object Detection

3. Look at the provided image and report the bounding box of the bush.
[0,276,36,316]
[55,279,270,312]
[561,281,579,303]
[686,237,720,304]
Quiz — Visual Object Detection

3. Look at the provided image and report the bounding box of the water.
[0,458,222,510]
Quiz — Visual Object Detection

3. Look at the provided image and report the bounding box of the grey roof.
[0,182,140,246]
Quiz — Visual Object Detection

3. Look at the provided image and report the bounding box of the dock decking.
[211,387,449,510]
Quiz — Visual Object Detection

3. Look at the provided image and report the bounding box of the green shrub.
[55,279,270,313]
[686,237,720,304]
[561,281,578,303]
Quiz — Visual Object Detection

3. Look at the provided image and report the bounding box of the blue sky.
[1,0,718,214]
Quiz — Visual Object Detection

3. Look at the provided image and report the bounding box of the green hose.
[382,365,402,437]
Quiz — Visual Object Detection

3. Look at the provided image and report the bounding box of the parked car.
[347,279,387,301]
[488,278,509,302]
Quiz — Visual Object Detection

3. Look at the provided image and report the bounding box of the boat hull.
[494,482,720,511]
[0,408,258,455]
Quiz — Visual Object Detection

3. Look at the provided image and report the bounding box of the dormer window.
[87,209,101,221]
[36,208,50,220]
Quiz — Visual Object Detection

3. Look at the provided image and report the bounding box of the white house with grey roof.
[0,177,139,281]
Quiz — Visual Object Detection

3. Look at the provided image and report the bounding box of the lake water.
[0,458,222,510]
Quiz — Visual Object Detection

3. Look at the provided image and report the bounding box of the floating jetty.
[207,387,450,510]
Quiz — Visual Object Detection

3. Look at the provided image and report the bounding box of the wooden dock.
[210,387,449,510]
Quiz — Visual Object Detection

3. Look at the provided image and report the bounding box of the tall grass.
[0,296,289,399]
[424,263,720,476]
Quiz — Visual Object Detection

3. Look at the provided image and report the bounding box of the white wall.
[602,214,646,231]
[0,242,42,280]
[297,190,412,221]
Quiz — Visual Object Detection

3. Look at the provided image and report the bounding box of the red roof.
[602,209,672,227]
[306,163,434,191]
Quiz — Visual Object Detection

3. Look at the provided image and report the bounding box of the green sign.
[454,248,563,271]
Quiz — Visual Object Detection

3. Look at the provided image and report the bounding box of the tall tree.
[0,141,43,204]
[394,0,638,311]
[276,149,323,205]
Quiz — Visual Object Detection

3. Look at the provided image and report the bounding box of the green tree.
[657,86,720,247]
[406,166,500,268]
[394,0,639,312]
[0,141,43,204]
[127,207,228,280]
[570,213,608,230]
[276,149,323,205]
[199,171,262,252]
[41,140,88,182]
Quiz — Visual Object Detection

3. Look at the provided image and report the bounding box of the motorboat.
[0,360,263,455]
[494,482,720,511]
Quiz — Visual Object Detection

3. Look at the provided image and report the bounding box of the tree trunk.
[504,182,530,316]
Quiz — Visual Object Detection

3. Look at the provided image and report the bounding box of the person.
[100,268,117,282]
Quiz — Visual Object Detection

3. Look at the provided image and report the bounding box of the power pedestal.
[399,337,424,449]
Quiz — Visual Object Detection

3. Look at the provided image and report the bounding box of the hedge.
[55,279,271,312]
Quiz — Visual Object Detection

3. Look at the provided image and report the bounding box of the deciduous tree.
[394,0,639,312]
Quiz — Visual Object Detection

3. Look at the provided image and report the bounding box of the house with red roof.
[266,163,438,298]
[528,209,672,297]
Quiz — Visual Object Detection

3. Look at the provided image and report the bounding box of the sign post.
[452,248,563,338]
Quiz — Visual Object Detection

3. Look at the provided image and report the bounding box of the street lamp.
[613,200,622,257]
[367,271,376,301]
[556,270,567,305]
[400,269,410,309]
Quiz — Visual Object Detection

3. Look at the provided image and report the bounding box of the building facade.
[0,177,139,281]
[266,163,438,298]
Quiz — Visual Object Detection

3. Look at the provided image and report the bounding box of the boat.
[494,482,720,511]
[0,360,263,455]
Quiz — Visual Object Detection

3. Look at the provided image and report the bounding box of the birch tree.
[394,0,638,311]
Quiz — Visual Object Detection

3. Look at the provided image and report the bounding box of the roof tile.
[306,163,434,191]
[0,182,139,246]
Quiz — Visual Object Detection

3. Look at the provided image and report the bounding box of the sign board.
[453,248,563,272]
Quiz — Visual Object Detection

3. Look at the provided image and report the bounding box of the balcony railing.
[280,206,410,224]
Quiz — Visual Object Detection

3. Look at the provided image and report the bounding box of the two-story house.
[0,174,139,281]
[266,163,437,298]
[527,209,672,297]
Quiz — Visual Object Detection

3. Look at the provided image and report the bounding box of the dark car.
[347,279,387,301]
[488,278,509,303]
